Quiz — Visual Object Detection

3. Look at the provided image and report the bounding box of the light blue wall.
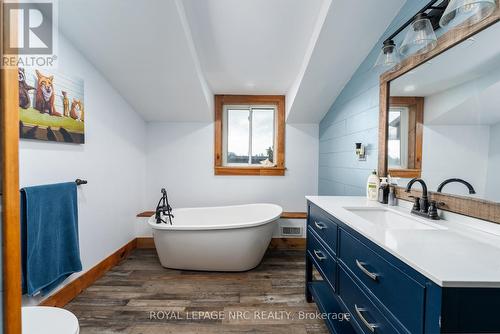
[318,0,431,195]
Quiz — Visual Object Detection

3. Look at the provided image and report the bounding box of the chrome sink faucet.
[405,178,440,220]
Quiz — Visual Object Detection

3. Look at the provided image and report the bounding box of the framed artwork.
[19,68,85,144]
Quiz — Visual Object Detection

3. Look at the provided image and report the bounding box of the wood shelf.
[137,211,307,219]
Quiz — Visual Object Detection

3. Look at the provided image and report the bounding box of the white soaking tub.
[148,203,282,271]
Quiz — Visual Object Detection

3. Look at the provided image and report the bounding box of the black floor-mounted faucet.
[155,188,174,224]
[405,178,440,220]
[437,178,476,195]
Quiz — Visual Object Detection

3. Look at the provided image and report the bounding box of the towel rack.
[75,179,88,186]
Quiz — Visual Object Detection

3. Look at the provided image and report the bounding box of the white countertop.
[306,196,500,288]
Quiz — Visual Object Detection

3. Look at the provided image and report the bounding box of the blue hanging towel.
[21,182,82,296]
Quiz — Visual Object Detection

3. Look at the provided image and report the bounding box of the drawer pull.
[314,221,327,230]
[355,304,377,333]
[356,260,378,281]
[314,250,327,261]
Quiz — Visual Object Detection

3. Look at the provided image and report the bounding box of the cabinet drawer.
[309,205,338,254]
[307,229,337,291]
[308,281,356,334]
[339,267,400,334]
[339,229,424,334]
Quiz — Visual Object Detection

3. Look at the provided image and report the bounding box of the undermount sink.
[344,207,446,230]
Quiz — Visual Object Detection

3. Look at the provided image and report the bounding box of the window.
[224,106,275,165]
[214,95,285,176]
[387,96,424,178]
[388,106,409,169]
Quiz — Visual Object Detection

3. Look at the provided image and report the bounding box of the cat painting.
[35,69,61,117]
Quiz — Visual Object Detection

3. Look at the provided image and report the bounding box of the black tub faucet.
[437,178,476,195]
[155,188,174,224]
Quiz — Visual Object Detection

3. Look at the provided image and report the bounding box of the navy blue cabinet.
[339,229,425,334]
[307,230,337,292]
[309,205,338,255]
[339,267,401,334]
[306,201,500,334]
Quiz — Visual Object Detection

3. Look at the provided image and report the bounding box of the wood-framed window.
[387,96,423,178]
[214,95,285,176]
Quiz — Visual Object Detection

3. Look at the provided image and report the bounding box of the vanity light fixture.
[376,0,496,65]
[374,40,401,70]
[400,13,438,56]
[374,0,448,69]
[440,0,497,29]
[355,143,366,161]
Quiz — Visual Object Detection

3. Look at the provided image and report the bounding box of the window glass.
[251,109,275,165]
[224,106,276,166]
[388,107,409,169]
[227,109,250,164]
[388,110,402,167]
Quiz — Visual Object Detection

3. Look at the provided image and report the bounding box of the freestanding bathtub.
[148,203,282,271]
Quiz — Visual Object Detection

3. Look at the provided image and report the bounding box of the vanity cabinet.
[306,201,500,334]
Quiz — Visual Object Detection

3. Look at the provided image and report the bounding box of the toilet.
[22,307,79,334]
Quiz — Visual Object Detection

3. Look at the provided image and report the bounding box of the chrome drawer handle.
[355,304,377,333]
[356,259,378,281]
[314,250,327,261]
[314,221,327,230]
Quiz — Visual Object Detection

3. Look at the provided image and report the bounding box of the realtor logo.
[2,0,58,68]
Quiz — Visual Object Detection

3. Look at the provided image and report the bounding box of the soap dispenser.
[388,186,397,206]
[378,177,389,204]
[366,170,380,201]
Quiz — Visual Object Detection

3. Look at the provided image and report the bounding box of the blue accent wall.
[318,0,431,196]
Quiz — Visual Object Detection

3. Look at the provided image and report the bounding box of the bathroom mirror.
[379,6,500,223]
[389,22,500,202]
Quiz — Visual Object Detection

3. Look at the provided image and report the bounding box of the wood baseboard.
[40,239,137,307]
[40,235,306,307]
[136,237,155,249]
[269,238,306,250]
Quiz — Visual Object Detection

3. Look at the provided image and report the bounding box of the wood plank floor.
[64,249,329,334]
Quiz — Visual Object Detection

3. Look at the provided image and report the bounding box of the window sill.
[214,166,286,176]
[388,168,421,178]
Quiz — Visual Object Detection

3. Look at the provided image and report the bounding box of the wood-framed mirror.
[379,1,500,224]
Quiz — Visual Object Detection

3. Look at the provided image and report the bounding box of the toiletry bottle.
[388,186,397,206]
[366,170,380,201]
[383,180,390,204]
[389,176,400,187]
[378,177,389,204]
